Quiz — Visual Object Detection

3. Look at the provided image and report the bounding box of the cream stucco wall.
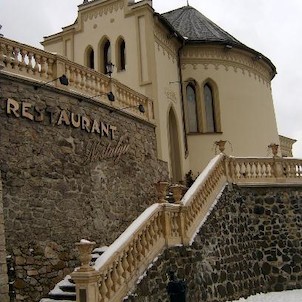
[153,36,188,179]
[42,0,280,181]
[182,46,280,174]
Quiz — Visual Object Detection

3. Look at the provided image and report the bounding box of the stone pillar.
[0,173,9,302]
[71,240,99,302]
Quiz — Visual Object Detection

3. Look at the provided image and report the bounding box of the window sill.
[187,132,223,136]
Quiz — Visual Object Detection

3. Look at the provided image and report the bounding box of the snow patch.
[228,289,302,302]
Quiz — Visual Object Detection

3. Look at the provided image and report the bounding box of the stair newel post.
[268,143,284,179]
[71,240,99,302]
[154,181,169,203]
[162,206,172,246]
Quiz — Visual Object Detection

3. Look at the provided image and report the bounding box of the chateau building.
[1,1,300,302]
[42,0,281,182]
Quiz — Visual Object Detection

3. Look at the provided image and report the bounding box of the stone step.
[40,246,108,302]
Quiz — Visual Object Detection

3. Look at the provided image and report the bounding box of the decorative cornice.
[181,46,273,86]
[154,25,178,63]
[81,0,124,21]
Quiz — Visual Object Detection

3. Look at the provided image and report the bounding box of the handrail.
[71,154,229,302]
[0,36,154,122]
[70,155,302,301]
[228,156,302,185]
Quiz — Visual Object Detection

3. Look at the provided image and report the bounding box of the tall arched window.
[103,39,111,74]
[85,46,94,69]
[186,83,198,133]
[204,84,216,132]
[116,38,126,71]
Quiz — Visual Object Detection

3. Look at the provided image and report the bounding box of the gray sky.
[0,0,301,157]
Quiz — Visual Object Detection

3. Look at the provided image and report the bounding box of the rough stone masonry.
[0,74,168,301]
[125,186,302,302]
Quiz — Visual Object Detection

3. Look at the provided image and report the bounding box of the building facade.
[43,0,281,182]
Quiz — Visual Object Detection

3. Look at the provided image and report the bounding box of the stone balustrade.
[228,156,302,184]
[0,36,154,122]
[70,154,302,302]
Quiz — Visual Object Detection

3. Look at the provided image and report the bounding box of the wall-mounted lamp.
[109,104,145,114]
[106,62,114,78]
[34,74,69,90]
[81,91,115,102]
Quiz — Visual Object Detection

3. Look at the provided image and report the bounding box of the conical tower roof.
[158,5,276,78]
[161,6,244,45]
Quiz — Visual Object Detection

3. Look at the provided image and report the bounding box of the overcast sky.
[0,0,301,157]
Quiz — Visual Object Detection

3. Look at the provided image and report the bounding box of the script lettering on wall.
[4,98,131,163]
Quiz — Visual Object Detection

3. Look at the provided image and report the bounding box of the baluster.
[74,68,80,88]
[19,49,27,71]
[234,163,240,178]
[0,43,6,68]
[256,163,261,178]
[40,56,47,78]
[133,239,141,263]
[86,73,91,92]
[5,45,13,69]
[246,162,251,178]
[146,225,153,248]
[261,164,267,177]
[287,163,293,177]
[296,164,301,178]
[68,66,75,87]
[116,256,124,284]
[47,58,54,78]
[250,162,256,178]
[80,70,85,90]
[267,164,272,177]
[99,276,108,302]
[121,254,129,280]
[111,262,119,291]
[127,246,134,274]
[33,54,41,74]
[90,75,96,93]
[105,269,114,299]
[141,231,149,253]
[12,47,20,69]
[27,52,34,73]
[240,163,247,178]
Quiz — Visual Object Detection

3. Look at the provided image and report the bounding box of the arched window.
[204,84,216,132]
[116,38,126,71]
[186,83,198,132]
[85,46,94,69]
[102,39,111,74]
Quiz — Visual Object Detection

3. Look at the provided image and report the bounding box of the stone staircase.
[40,247,108,302]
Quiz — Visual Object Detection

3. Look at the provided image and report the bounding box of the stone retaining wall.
[0,173,9,302]
[126,186,302,301]
[0,74,168,301]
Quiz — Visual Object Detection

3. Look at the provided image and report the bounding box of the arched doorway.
[168,108,182,183]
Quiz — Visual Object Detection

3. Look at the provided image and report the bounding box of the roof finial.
[187,0,190,6]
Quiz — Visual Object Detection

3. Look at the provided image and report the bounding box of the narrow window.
[103,40,111,74]
[204,84,216,132]
[186,84,198,133]
[88,47,94,69]
[119,40,126,71]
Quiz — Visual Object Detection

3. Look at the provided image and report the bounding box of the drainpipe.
[177,40,188,158]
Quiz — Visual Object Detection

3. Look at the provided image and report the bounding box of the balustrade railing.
[228,157,302,184]
[0,36,154,122]
[70,154,302,302]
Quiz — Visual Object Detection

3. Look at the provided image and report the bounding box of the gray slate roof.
[161,6,244,46]
[159,5,276,78]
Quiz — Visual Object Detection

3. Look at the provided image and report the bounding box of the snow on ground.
[228,289,302,302]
